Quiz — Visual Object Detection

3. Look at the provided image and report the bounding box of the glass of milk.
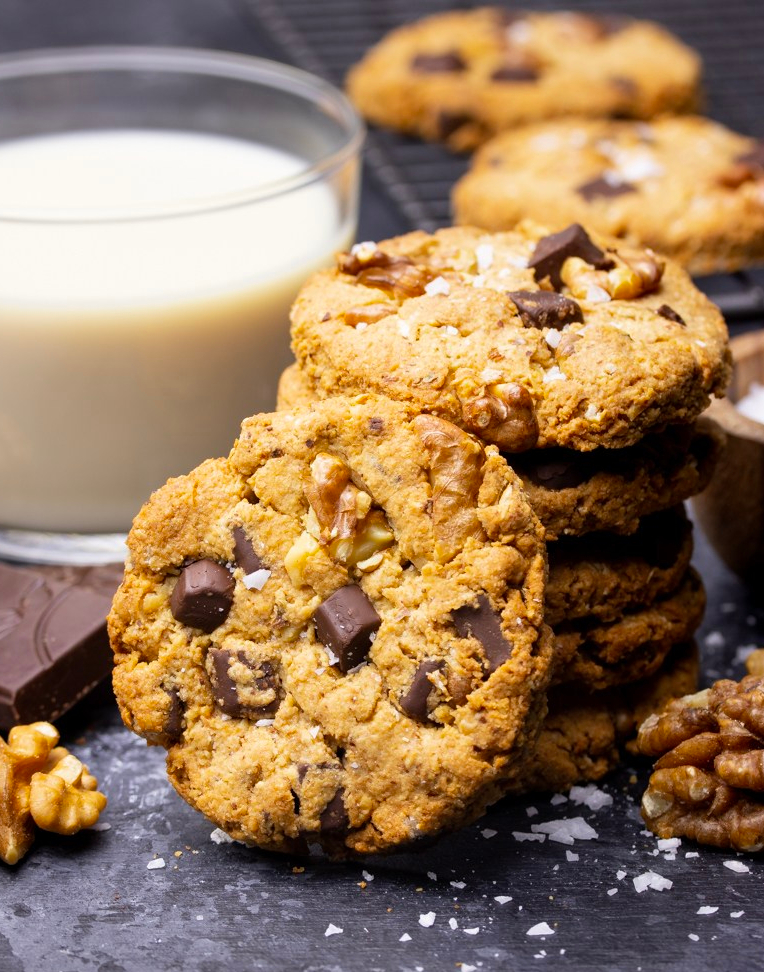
[0,47,362,563]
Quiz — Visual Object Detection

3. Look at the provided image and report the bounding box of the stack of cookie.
[281,220,729,792]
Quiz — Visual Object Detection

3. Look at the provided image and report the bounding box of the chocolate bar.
[0,561,123,729]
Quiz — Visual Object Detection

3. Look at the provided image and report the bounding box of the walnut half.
[636,660,764,852]
[1,722,107,865]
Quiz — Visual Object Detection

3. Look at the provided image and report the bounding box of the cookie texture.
[510,642,699,794]
[290,225,730,453]
[347,8,701,150]
[454,117,764,274]
[552,568,705,691]
[545,507,693,627]
[109,396,554,857]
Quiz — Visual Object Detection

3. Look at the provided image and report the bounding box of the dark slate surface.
[1,1,763,970]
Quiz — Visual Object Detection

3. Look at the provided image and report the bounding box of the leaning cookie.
[347,8,701,151]
[291,224,730,453]
[454,117,764,275]
[109,396,554,857]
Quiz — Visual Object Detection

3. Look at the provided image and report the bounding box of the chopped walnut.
[561,245,664,301]
[338,245,436,300]
[453,370,539,451]
[344,303,395,327]
[637,672,764,852]
[1,722,106,865]
[286,453,394,583]
[413,414,485,562]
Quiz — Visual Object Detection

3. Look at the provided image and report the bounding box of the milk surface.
[0,130,353,531]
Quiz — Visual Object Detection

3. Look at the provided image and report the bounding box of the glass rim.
[0,45,365,224]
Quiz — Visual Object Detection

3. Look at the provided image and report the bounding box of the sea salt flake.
[481,829,498,839]
[399,933,412,942]
[243,568,271,590]
[527,922,555,937]
[309,726,320,739]
[325,647,340,666]
[445,325,459,336]
[461,966,477,972]
[427,871,437,881]
[476,243,494,272]
[704,631,725,649]
[545,330,561,349]
[566,851,579,862]
[419,912,436,928]
[513,832,546,843]
[450,881,466,889]
[550,793,568,806]
[531,817,598,845]
[585,404,602,421]
[464,927,479,935]
[526,806,538,817]
[397,320,411,338]
[616,870,626,880]
[586,285,611,303]
[685,852,699,859]
[449,918,458,930]
[255,718,274,727]
[362,870,374,881]
[697,906,718,915]
[425,276,450,297]
[657,838,681,851]
[147,858,165,870]
[90,822,111,832]
[731,911,744,918]
[723,860,750,873]
[633,871,673,893]
[210,828,234,845]
[494,896,512,904]
[543,365,566,383]
[325,924,343,937]
[607,889,618,896]
[355,321,368,332]
[569,784,613,811]
[350,240,377,258]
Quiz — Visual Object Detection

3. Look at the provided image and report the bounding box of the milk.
[0,130,355,531]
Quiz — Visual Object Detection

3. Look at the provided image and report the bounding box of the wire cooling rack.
[240,0,764,323]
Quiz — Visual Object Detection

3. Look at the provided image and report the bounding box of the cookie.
[347,8,701,151]
[509,641,699,795]
[290,224,730,452]
[109,395,554,857]
[552,568,705,691]
[545,507,693,627]
[278,365,723,539]
[453,117,764,275]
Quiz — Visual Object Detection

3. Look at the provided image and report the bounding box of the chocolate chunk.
[452,595,513,674]
[577,176,637,201]
[509,449,593,490]
[0,562,122,729]
[400,660,445,721]
[164,687,184,739]
[508,290,584,330]
[313,585,381,673]
[369,417,384,433]
[528,223,612,289]
[208,648,279,718]
[170,560,234,633]
[232,526,263,574]
[610,75,639,97]
[436,110,474,141]
[657,304,686,326]
[411,51,466,73]
[320,788,350,834]
[490,65,539,82]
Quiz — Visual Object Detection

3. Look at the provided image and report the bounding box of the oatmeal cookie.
[109,396,553,857]
[290,224,730,452]
[347,8,701,150]
[454,117,764,274]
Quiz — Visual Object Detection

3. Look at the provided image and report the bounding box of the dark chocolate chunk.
[411,51,466,73]
[657,304,686,326]
[0,562,122,730]
[232,525,264,574]
[528,223,612,289]
[490,65,539,82]
[436,110,475,141]
[508,290,584,330]
[208,648,279,718]
[313,585,381,673]
[170,560,234,634]
[400,660,445,721]
[369,416,384,433]
[320,788,350,834]
[577,176,637,201]
[164,687,184,740]
[452,595,513,674]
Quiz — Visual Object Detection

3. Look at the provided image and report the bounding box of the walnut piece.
[637,672,764,852]
[453,370,539,451]
[1,722,107,865]
[285,453,394,584]
[413,414,486,562]
[561,245,664,301]
[337,245,436,300]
